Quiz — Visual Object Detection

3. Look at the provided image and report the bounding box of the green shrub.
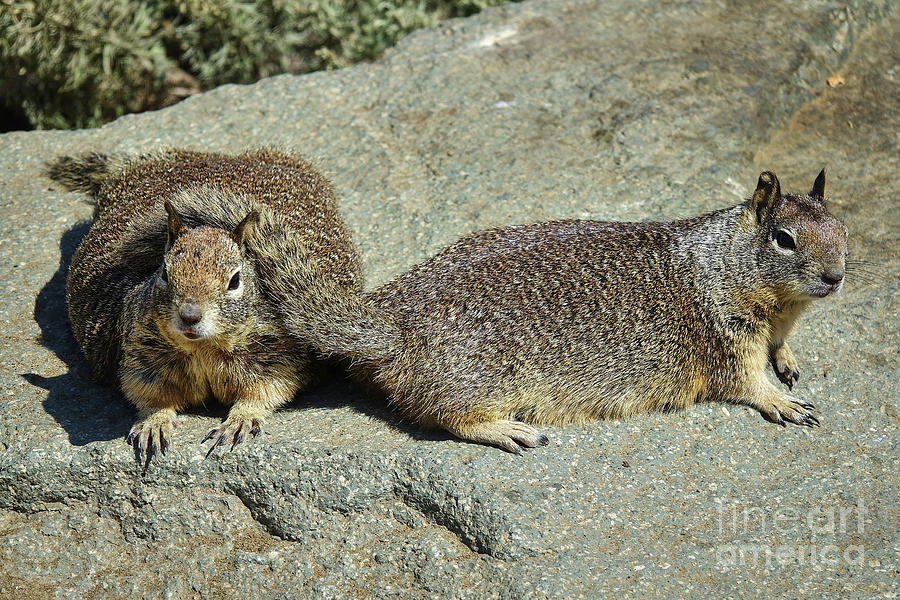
[0,0,514,130]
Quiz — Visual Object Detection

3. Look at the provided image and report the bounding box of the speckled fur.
[52,148,362,465]
[257,171,847,453]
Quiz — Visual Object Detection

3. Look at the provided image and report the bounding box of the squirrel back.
[256,170,848,453]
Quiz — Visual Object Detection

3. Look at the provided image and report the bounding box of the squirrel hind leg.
[442,418,549,455]
[736,383,820,428]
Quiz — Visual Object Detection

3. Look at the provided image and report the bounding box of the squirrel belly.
[52,148,362,467]
[257,170,848,454]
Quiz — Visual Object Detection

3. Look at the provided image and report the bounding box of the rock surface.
[0,0,897,598]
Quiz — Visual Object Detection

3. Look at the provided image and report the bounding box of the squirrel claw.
[498,420,549,454]
[130,435,143,464]
[203,417,263,458]
[799,412,820,427]
[776,367,800,390]
[758,392,820,429]
[204,436,223,459]
[127,411,177,471]
[772,345,801,390]
[791,399,815,411]
[447,419,548,454]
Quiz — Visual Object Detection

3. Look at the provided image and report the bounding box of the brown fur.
[52,148,362,466]
[257,170,848,454]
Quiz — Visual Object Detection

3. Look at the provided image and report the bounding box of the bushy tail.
[248,214,403,363]
[47,148,181,196]
[45,152,117,197]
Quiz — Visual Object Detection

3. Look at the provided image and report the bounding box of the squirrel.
[254,170,848,454]
[48,148,362,467]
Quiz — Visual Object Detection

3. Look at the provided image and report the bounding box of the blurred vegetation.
[0,0,515,131]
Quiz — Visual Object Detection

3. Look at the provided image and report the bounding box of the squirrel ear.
[232,210,260,246]
[164,201,187,248]
[749,171,782,223]
[810,168,826,203]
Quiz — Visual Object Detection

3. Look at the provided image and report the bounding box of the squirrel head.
[153,201,261,347]
[747,170,848,302]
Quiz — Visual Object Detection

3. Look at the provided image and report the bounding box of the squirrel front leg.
[202,376,303,456]
[769,304,807,389]
[120,367,193,470]
[119,333,213,469]
[126,407,179,469]
[771,341,800,389]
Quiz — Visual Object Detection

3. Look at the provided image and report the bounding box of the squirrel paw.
[202,416,262,457]
[772,344,800,390]
[447,419,549,455]
[759,393,819,428]
[126,409,178,472]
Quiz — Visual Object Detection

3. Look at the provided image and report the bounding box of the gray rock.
[0,0,897,597]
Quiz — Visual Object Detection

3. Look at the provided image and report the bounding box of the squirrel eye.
[228,271,241,291]
[775,230,796,250]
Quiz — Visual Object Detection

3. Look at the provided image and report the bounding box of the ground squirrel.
[50,148,362,466]
[256,170,848,453]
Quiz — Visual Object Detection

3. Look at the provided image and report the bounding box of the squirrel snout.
[178,303,203,327]
[821,266,844,287]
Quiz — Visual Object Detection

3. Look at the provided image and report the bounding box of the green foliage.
[1,0,171,129]
[1,0,515,130]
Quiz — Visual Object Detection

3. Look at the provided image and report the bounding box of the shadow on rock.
[293,366,457,445]
[28,220,133,445]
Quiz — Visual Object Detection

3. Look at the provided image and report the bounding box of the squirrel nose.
[821,266,844,286]
[179,303,203,326]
